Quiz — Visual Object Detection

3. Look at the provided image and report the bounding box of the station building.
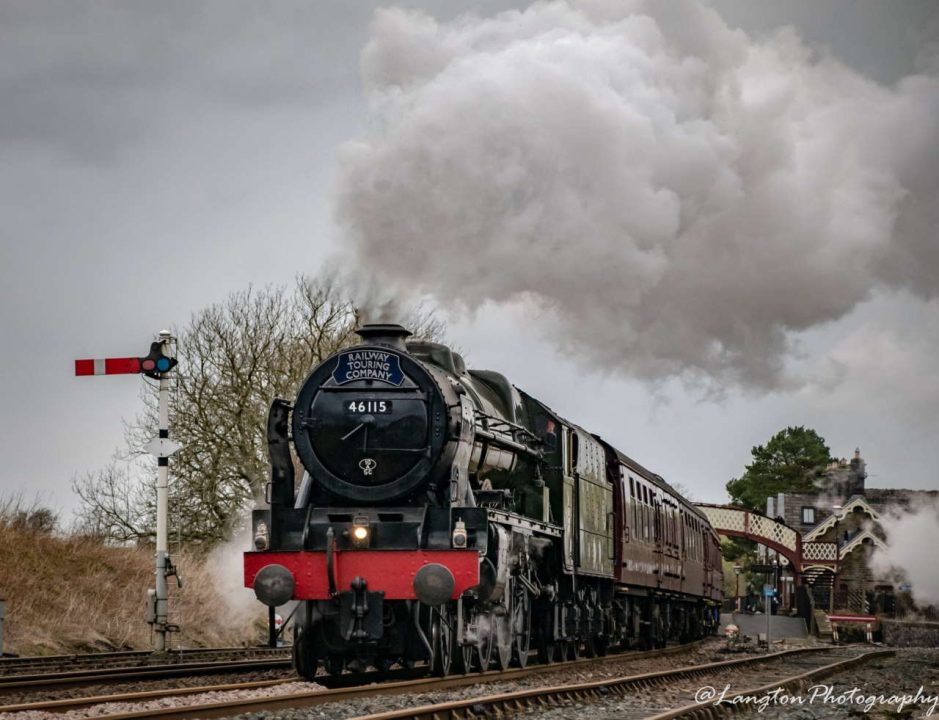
[763,450,937,618]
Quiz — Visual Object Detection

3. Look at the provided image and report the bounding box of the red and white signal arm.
[274,614,284,630]
[75,341,177,378]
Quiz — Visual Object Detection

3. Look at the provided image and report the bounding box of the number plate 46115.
[346,400,392,413]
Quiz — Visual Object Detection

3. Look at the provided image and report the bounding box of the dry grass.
[0,501,266,655]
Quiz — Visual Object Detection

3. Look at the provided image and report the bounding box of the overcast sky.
[1,0,936,520]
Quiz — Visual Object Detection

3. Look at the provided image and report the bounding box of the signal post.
[76,331,180,652]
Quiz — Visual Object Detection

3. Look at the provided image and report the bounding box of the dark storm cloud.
[0,2,366,162]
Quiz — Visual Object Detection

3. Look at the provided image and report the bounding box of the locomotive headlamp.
[254,520,270,551]
[452,519,468,548]
[351,515,370,548]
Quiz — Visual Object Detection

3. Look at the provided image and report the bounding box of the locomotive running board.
[485,508,562,537]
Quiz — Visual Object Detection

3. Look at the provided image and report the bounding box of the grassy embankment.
[0,504,264,655]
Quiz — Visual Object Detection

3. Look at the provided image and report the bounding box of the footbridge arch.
[694,503,837,577]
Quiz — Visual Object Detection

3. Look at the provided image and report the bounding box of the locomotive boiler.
[244,324,722,678]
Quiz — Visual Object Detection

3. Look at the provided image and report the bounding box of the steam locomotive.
[244,324,722,678]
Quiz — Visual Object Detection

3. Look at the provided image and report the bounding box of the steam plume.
[335,0,939,390]
[870,500,939,607]
[206,523,266,631]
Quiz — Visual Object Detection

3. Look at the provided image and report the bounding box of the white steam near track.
[207,523,266,630]
[335,0,939,390]
[870,501,939,607]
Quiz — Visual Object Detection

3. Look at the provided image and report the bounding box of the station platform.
[720,612,808,639]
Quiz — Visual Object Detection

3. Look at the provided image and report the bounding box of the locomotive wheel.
[512,578,532,668]
[431,604,453,677]
[583,603,597,658]
[474,609,495,671]
[293,626,319,681]
[452,601,475,674]
[583,632,597,658]
[595,611,610,658]
[493,601,512,671]
[535,614,556,665]
[415,604,449,676]
[565,604,580,661]
[555,638,572,662]
[579,591,595,659]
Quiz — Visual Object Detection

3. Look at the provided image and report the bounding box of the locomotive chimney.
[355,323,412,351]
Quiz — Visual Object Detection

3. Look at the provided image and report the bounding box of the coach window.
[664,503,670,547]
[630,479,637,533]
[640,487,647,540]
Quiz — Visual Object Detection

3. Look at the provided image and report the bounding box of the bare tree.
[0,496,60,535]
[73,459,152,542]
[76,274,445,545]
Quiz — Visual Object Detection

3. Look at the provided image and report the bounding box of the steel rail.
[644,649,896,720]
[0,658,292,695]
[0,678,290,715]
[0,640,709,719]
[0,646,289,676]
[346,647,843,720]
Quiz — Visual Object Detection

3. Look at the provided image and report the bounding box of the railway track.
[0,639,707,718]
[353,646,893,720]
[38,644,884,720]
[0,657,292,696]
[0,646,289,677]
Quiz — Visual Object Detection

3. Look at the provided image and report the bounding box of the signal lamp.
[351,515,370,548]
[139,341,178,379]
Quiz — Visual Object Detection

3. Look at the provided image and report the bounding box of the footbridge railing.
[695,503,837,574]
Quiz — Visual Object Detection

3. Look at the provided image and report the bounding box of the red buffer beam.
[75,357,142,376]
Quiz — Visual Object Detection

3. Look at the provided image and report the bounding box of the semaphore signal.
[75,331,180,653]
[75,341,177,378]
